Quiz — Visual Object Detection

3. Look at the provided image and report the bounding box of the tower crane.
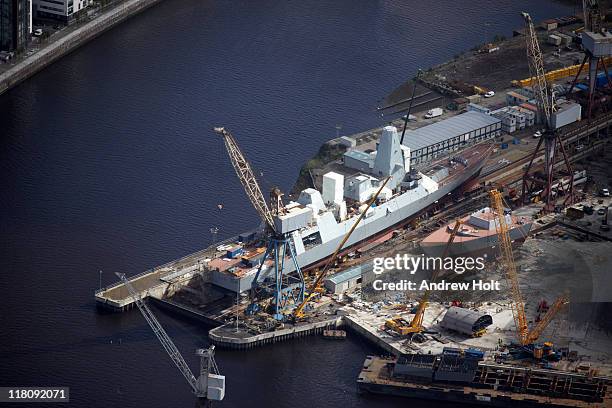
[385,218,462,341]
[489,190,569,346]
[115,273,224,405]
[214,127,304,320]
[293,176,391,319]
[520,12,575,212]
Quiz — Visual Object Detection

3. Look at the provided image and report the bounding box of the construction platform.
[357,355,611,407]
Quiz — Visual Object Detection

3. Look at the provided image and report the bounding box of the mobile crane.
[385,218,462,341]
[489,189,569,346]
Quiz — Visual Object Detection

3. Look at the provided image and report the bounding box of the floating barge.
[357,355,611,407]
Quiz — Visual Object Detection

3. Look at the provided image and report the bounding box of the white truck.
[424,107,443,119]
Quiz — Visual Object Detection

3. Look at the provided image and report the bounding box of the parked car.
[484,90,495,98]
[424,108,443,119]
[600,188,610,197]
[533,130,542,138]
[33,28,43,37]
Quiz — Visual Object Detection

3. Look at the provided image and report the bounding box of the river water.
[0,1,573,407]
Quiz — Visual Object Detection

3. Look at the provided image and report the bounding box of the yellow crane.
[385,218,462,339]
[489,189,569,345]
[293,176,391,319]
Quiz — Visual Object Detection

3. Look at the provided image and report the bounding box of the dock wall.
[344,315,403,356]
[0,0,163,96]
[209,317,344,350]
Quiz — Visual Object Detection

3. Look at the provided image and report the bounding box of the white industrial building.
[33,0,92,22]
[491,106,535,133]
[400,111,501,164]
[551,100,581,129]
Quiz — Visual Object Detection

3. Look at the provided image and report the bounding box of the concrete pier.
[208,317,344,350]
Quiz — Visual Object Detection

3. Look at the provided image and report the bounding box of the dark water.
[1,1,574,407]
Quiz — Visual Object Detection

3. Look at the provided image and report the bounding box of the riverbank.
[0,0,163,96]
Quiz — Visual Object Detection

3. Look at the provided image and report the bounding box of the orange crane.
[293,176,391,319]
[489,189,569,345]
[385,218,462,340]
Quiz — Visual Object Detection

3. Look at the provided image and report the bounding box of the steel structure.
[400,69,423,145]
[567,0,611,118]
[293,177,391,319]
[520,12,575,211]
[214,127,304,320]
[115,273,223,403]
[489,190,569,345]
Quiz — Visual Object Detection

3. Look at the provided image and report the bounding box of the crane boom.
[522,12,554,127]
[293,176,391,318]
[526,292,569,344]
[409,219,462,329]
[489,190,568,345]
[490,190,530,344]
[214,127,276,233]
[115,273,201,395]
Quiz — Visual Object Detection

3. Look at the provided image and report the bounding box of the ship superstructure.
[209,126,493,293]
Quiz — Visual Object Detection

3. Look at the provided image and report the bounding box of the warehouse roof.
[326,264,365,285]
[402,111,501,152]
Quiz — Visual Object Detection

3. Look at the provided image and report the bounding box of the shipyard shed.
[402,111,501,165]
[440,306,493,336]
[324,264,364,294]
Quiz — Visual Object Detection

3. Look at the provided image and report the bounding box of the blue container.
[465,348,485,360]
[226,246,243,258]
[576,83,588,91]
[501,143,509,149]
[512,138,520,145]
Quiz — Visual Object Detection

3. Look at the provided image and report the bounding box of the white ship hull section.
[289,166,482,274]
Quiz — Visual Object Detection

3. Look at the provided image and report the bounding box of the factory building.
[32,0,91,22]
[324,264,363,294]
[466,103,490,115]
[400,111,501,165]
[0,0,30,52]
[491,106,534,133]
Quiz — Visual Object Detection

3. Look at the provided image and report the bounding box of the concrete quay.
[0,0,163,96]
[208,316,343,350]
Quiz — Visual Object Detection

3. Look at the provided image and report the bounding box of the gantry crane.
[116,273,224,405]
[385,219,462,341]
[520,12,575,212]
[489,190,569,346]
[214,127,304,320]
[293,176,391,319]
[567,0,611,118]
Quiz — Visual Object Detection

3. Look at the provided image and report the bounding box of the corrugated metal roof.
[326,264,364,285]
[402,111,501,152]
